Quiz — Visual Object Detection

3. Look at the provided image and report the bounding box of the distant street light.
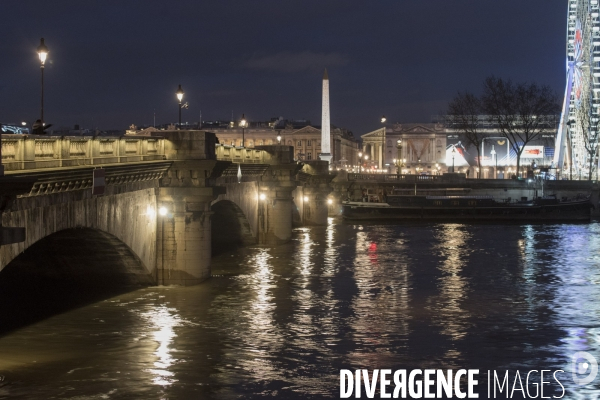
[381,115,387,123]
[396,139,403,172]
[490,146,497,179]
[277,131,281,144]
[176,84,184,129]
[358,151,363,173]
[37,38,49,124]
[452,146,456,173]
[239,114,248,147]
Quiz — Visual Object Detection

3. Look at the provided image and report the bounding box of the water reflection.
[348,226,411,368]
[548,224,600,397]
[430,224,472,343]
[1,222,600,399]
[140,304,184,386]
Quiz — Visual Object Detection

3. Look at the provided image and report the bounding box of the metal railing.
[1,134,165,172]
[348,173,441,182]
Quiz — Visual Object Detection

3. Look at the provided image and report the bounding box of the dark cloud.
[245,51,349,73]
[0,0,567,134]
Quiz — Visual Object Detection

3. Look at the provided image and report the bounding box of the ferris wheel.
[554,0,600,178]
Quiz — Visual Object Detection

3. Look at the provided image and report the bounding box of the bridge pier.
[298,161,334,225]
[153,130,222,286]
[257,185,295,245]
[301,187,332,225]
[158,189,214,285]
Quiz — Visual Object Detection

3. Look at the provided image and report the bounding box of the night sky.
[1,1,566,135]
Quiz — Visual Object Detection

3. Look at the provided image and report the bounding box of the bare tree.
[447,92,485,178]
[481,76,559,176]
[576,97,600,180]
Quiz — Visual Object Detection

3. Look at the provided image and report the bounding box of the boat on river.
[341,194,593,222]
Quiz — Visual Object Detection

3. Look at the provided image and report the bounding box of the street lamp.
[37,38,49,124]
[451,146,456,173]
[490,146,497,179]
[239,114,248,147]
[358,151,363,173]
[381,115,387,123]
[176,84,184,129]
[277,131,281,144]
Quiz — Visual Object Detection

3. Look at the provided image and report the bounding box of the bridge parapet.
[215,144,294,165]
[347,173,446,182]
[1,134,165,172]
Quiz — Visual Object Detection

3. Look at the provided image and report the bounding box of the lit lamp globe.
[176,85,184,102]
[37,38,48,65]
[176,84,184,129]
[381,115,387,123]
[239,114,248,147]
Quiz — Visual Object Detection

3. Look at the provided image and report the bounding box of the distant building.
[207,117,360,167]
[362,123,447,174]
[362,117,558,177]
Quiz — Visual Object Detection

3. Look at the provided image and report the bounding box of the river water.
[1,220,600,399]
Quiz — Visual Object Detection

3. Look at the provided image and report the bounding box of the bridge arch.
[211,199,256,255]
[1,186,158,274]
[0,227,154,334]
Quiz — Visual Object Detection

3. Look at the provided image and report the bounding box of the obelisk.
[319,68,332,164]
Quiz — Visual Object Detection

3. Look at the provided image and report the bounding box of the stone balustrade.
[215,144,294,165]
[1,134,165,171]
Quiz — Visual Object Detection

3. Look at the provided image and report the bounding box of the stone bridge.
[0,131,333,287]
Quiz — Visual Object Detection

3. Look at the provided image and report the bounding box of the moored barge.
[342,195,593,222]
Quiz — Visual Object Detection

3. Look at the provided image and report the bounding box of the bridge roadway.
[0,130,333,286]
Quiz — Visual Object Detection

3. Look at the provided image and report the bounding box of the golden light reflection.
[431,224,472,345]
[298,228,314,278]
[323,219,336,277]
[228,249,281,381]
[140,304,185,386]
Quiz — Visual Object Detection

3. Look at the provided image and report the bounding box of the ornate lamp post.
[379,116,387,169]
[239,114,248,147]
[396,138,403,173]
[490,146,497,179]
[358,151,363,173]
[176,84,184,129]
[37,38,49,124]
[451,147,456,173]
